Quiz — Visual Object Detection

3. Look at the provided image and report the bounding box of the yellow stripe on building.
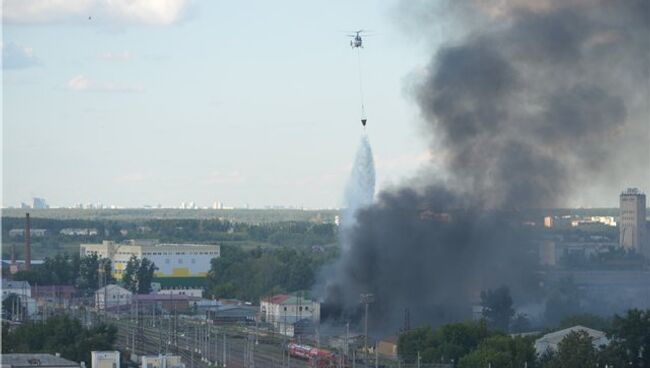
[172,268,190,276]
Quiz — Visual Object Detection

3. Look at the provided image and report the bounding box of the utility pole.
[223,331,227,368]
[360,293,374,365]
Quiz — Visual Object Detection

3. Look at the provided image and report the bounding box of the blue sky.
[3,0,440,208]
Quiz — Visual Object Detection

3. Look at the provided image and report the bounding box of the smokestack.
[24,213,31,271]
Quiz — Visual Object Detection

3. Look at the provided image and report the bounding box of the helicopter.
[347,30,367,48]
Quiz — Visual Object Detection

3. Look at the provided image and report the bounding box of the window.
[165,259,170,264]
[284,307,287,311]
[191,258,196,264]
[178,259,183,264]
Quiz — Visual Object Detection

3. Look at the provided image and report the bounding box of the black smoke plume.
[321,0,649,334]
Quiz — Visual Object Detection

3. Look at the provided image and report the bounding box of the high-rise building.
[32,197,48,209]
[619,188,647,256]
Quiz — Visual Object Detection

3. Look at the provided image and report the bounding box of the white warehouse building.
[80,240,220,279]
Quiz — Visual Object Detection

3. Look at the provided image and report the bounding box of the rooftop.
[264,293,316,305]
[2,280,31,289]
[1,354,79,368]
[133,293,200,302]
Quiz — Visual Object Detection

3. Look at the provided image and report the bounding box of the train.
[287,342,339,367]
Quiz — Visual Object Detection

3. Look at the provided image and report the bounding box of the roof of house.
[2,280,31,290]
[32,285,76,292]
[535,325,608,346]
[96,284,131,294]
[1,354,79,368]
[264,294,316,305]
[133,293,200,302]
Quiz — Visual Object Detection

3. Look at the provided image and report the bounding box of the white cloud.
[66,74,143,93]
[2,42,41,69]
[99,50,133,60]
[3,0,190,25]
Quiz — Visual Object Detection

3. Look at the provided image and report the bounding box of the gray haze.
[321,0,649,333]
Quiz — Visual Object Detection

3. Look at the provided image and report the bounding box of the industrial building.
[1,354,80,368]
[141,355,185,368]
[619,188,647,256]
[80,240,220,279]
[95,284,132,310]
[261,293,320,323]
[534,326,608,355]
[260,293,320,336]
[91,351,120,368]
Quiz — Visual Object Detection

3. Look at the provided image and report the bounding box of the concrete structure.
[1,354,79,368]
[91,351,120,368]
[80,240,220,279]
[619,188,647,255]
[141,355,185,368]
[260,293,320,324]
[534,325,608,355]
[95,285,132,310]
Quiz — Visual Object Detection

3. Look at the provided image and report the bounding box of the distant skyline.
[3,0,646,209]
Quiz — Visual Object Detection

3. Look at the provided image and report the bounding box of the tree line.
[397,309,650,368]
[206,245,337,302]
[2,316,117,364]
[2,217,338,251]
[10,253,156,294]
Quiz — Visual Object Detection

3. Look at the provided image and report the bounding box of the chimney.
[25,213,31,270]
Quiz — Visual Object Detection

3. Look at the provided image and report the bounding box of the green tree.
[398,320,492,364]
[136,257,157,294]
[544,331,597,368]
[121,255,140,293]
[2,315,117,364]
[481,286,515,331]
[121,256,157,294]
[459,335,537,368]
[2,293,26,320]
[397,326,433,363]
[607,309,650,368]
[544,277,582,325]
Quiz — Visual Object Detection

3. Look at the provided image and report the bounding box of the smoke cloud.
[321,0,649,334]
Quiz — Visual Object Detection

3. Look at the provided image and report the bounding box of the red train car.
[288,343,338,367]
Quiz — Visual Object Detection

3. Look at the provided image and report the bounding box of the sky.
[1,0,444,209]
[3,1,645,209]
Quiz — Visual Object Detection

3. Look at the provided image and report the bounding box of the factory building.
[260,293,320,324]
[80,240,220,279]
[91,351,120,368]
[619,188,647,256]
